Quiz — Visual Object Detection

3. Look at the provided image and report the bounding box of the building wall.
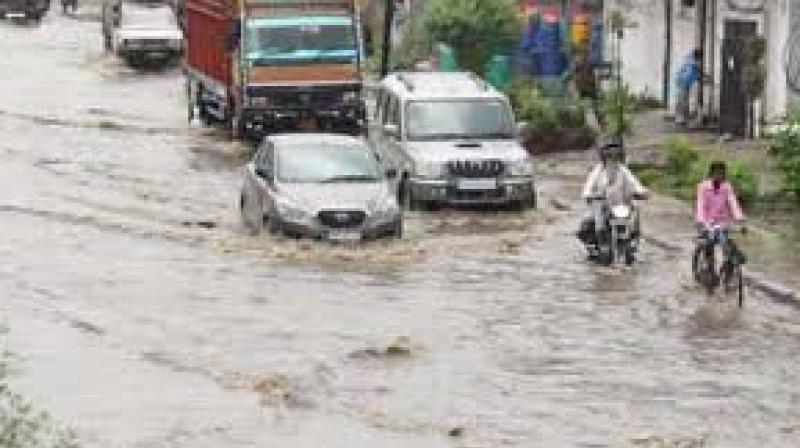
[608,0,796,121]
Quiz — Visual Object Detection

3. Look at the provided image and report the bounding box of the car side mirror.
[515,121,528,136]
[255,167,269,179]
[383,123,400,139]
[385,168,398,179]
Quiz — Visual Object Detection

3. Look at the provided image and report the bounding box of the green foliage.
[508,81,587,132]
[637,138,761,206]
[663,137,700,176]
[768,118,800,202]
[728,162,760,206]
[601,83,635,138]
[1,326,79,448]
[424,0,520,74]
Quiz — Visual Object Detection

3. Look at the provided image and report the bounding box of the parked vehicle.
[368,72,537,210]
[102,0,184,68]
[184,0,366,139]
[240,134,402,241]
[0,0,49,21]
[584,196,641,266]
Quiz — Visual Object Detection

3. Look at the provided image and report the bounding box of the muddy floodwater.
[2,11,800,448]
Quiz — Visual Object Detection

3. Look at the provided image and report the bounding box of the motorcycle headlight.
[509,159,535,176]
[276,198,310,222]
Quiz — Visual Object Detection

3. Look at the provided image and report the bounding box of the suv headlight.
[414,161,442,178]
[369,193,400,219]
[509,159,534,176]
[168,39,183,49]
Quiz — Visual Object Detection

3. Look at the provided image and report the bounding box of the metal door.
[720,20,757,137]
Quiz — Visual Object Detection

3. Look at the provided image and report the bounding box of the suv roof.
[381,72,506,102]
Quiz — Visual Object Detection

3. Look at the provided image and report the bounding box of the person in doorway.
[577,139,649,250]
[696,161,745,240]
[675,48,703,126]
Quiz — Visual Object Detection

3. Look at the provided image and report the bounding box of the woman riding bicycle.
[696,161,745,242]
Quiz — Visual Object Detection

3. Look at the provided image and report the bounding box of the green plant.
[424,0,520,74]
[662,137,700,176]
[728,162,760,206]
[509,81,587,132]
[601,83,635,138]
[768,115,800,202]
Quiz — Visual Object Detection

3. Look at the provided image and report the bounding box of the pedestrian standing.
[674,48,703,126]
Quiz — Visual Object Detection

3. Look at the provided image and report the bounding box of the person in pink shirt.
[696,161,745,242]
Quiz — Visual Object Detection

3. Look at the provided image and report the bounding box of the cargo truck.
[184,0,366,139]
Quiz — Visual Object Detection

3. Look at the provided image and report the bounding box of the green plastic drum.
[485,54,512,90]
[437,43,459,71]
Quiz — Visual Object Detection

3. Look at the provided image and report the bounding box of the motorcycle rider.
[578,139,649,255]
[696,161,745,243]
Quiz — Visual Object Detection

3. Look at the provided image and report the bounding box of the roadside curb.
[548,196,800,307]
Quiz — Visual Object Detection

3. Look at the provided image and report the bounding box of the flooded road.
[2,10,800,448]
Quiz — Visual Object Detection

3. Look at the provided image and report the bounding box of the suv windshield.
[406,100,513,141]
[245,16,356,64]
[277,144,381,184]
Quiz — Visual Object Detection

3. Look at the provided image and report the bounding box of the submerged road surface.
[2,10,800,448]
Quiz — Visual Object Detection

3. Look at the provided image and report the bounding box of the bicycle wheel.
[692,245,716,294]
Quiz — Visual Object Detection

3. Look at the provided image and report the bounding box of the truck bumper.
[241,104,365,134]
[409,176,536,206]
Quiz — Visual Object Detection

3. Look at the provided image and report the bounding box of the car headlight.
[414,160,442,178]
[168,39,183,49]
[276,198,310,222]
[509,159,535,176]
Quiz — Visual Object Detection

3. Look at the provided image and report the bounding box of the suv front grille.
[447,160,505,178]
[318,210,366,229]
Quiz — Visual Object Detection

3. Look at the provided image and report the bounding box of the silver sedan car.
[240,134,403,241]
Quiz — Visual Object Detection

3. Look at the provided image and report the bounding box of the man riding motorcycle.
[577,140,649,259]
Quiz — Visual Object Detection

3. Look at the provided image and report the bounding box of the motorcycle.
[584,197,641,266]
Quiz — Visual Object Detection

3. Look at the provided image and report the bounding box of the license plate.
[145,52,167,59]
[457,178,497,190]
[7,12,26,18]
[328,231,361,242]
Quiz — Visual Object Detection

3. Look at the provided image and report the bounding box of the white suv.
[368,72,536,210]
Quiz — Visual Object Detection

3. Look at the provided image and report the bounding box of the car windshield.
[276,144,381,184]
[121,5,177,29]
[245,16,356,64]
[406,100,514,140]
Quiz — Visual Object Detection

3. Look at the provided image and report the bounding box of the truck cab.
[185,0,366,139]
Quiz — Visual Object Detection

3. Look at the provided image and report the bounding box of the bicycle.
[692,224,747,307]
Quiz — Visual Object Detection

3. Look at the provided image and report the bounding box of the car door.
[256,143,278,219]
